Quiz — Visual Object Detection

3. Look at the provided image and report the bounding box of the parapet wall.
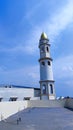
[64,98,73,109]
[0,101,27,121]
[0,99,73,121]
[27,99,66,108]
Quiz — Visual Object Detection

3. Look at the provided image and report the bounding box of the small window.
[9,85,11,88]
[9,97,18,101]
[48,61,50,65]
[46,47,49,52]
[5,86,7,88]
[0,98,3,102]
[41,61,45,66]
[24,97,30,100]
[42,85,46,94]
[50,84,53,94]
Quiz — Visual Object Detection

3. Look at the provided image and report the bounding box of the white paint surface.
[0,88,34,101]
[0,101,27,121]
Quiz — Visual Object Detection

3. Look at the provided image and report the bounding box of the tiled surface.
[0,107,73,130]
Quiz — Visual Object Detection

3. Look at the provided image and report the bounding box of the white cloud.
[46,0,73,41]
[21,0,45,24]
[53,54,73,79]
[25,1,44,20]
[65,80,73,87]
[0,65,40,87]
[1,0,73,55]
[22,0,73,54]
[0,46,21,53]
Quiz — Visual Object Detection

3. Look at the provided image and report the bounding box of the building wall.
[0,99,66,121]
[0,101,27,121]
[34,89,40,97]
[0,99,73,121]
[64,98,73,109]
[0,88,34,101]
[27,99,66,108]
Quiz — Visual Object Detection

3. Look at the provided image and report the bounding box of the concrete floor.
[0,107,73,130]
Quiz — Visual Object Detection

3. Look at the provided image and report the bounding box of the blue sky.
[0,0,73,97]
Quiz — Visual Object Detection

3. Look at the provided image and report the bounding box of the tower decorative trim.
[39,32,56,100]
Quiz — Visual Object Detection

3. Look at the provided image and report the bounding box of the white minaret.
[39,32,56,100]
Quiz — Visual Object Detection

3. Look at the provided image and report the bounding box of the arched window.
[46,47,49,52]
[41,61,45,66]
[50,84,53,94]
[42,85,46,94]
[48,61,50,65]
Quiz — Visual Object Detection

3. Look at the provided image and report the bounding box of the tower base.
[40,94,56,100]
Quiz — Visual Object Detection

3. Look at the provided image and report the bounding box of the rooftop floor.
[0,107,73,130]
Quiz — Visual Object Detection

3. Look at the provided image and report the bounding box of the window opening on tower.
[48,61,50,65]
[46,46,49,52]
[42,85,46,94]
[50,84,53,94]
[41,61,45,66]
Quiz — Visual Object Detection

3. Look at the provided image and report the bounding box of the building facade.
[39,32,56,100]
[0,85,40,101]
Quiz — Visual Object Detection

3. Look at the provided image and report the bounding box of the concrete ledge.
[64,98,73,109]
[27,99,66,108]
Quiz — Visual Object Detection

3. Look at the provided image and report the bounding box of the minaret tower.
[39,32,56,100]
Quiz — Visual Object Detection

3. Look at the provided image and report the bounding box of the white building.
[0,85,40,101]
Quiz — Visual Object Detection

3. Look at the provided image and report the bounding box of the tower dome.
[40,32,48,39]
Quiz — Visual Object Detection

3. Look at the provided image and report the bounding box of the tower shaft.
[39,33,56,100]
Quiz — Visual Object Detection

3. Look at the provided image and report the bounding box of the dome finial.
[40,32,48,39]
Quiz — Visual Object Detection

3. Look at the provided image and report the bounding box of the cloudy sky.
[0,0,73,97]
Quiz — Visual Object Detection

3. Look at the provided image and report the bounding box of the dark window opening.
[0,98,3,102]
[41,62,45,66]
[42,85,46,94]
[24,97,30,100]
[48,61,50,65]
[9,97,18,101]
[5,86,8,88]
[50,84,53,94]
[9,85,11,88]
[46,47,49,52]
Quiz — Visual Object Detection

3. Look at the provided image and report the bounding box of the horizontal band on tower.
[39,43,50,48]
[39,80,55,83]
[40,93,56,96]
[39,57,53,62]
